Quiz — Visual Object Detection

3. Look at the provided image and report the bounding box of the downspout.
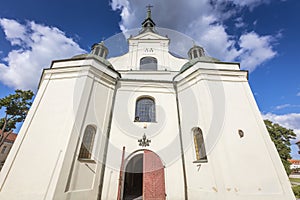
[172,79,188,200]
[117,146,126,200]
[97,78,119,200]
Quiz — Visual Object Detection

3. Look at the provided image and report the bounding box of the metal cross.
[146,4,153,11]
[138,133,151,147]
[146,4,153,18]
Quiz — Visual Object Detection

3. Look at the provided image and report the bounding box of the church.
[0,7,295,200]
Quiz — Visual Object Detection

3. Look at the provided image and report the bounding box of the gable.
[130,31,169,40]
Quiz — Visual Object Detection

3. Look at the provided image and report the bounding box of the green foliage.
[264,119,296,175]
[0,90,34,146]
[290,178,300,183]
[292,185,300,198]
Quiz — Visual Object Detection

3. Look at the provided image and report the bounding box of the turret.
[91,41,109,59]
[188,45,205,60]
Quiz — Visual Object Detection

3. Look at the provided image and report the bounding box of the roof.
[0,131,17,143]
[289,159,300,165]
[180,56,221,72]
[71,54,113,69]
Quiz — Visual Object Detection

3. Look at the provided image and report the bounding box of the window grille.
[78,125,96,159]
[192,127,207,161]
[135,97,155,122]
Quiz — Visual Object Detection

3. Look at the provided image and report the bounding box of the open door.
[123,154,143,200]
[122,150,166,200]
[143,150,166,200]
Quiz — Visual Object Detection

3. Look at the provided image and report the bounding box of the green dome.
[72,54,114,70]
[180,56,220,72]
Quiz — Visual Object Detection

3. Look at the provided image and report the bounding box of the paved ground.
[291,181,300,186]
[290,174,300,179]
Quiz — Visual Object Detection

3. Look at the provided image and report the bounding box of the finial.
[140,4,156,33]
[146,4,153,19]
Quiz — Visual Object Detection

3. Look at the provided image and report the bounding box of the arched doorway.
[122,150,166,200]
[123,153,143,200]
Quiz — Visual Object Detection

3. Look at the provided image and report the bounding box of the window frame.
[1,145,7,154]
[78,125,97,161]
[192,127,208,163]
[140,56,158,71]
[134,96,156,123]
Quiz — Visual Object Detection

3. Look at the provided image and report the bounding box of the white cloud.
[263,113,300,130]
[0,18,86,90]
[0,18,27,46]
[274,104,300,110]
[109,0,277,72]
[230,0,270,10]
[235,17,246,28]
[238,32,277,72]
[297,92,300,97]
[275,104,291,110]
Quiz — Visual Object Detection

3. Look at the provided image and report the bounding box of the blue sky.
[0,0,299,157]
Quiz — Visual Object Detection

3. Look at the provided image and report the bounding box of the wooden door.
[143,150,166,200]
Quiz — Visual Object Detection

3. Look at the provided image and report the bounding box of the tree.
[0,90,34,147]
[264,119,296,175]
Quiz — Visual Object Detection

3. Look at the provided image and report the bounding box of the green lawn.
[290,178,300,183]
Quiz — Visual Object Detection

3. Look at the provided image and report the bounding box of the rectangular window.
[135,97,156,122]
[1,146,7,154]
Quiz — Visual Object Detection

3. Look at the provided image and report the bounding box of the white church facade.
[0,8,295,200]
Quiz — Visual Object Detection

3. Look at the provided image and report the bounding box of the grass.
[290,178,300,183]
[293,185,300,198]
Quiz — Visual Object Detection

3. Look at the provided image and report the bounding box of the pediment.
[130,31,169,40]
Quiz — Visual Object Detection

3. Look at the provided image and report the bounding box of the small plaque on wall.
[144,48,154,54]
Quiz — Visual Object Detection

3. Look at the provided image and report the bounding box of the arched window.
[193,49,198,59]
[78,125,96,159]
[192,127,207,161]
[140,57,157,71]
[135,97,156,122]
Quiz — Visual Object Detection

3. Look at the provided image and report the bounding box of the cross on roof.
[146,4,153,18]
[146,4,153,10]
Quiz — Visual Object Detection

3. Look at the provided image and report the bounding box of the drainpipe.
[117,146,126,200]
[172,79,188,200]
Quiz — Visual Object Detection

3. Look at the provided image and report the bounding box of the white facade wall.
[0,59,118,200]
[52,66,117,200]
[0,141,14,164]
[101,80,185,200]
[176,63,295,200]
[291,163,300,169]
[108,32,188,71]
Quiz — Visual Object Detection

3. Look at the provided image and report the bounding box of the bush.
[292,185,300,198]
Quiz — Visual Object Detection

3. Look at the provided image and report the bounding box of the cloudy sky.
[0,0,299,157]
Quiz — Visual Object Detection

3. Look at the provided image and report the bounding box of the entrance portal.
[122,150,165,200]
[123,154,143,200]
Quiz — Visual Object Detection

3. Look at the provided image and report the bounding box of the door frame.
[121,149,166,200]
